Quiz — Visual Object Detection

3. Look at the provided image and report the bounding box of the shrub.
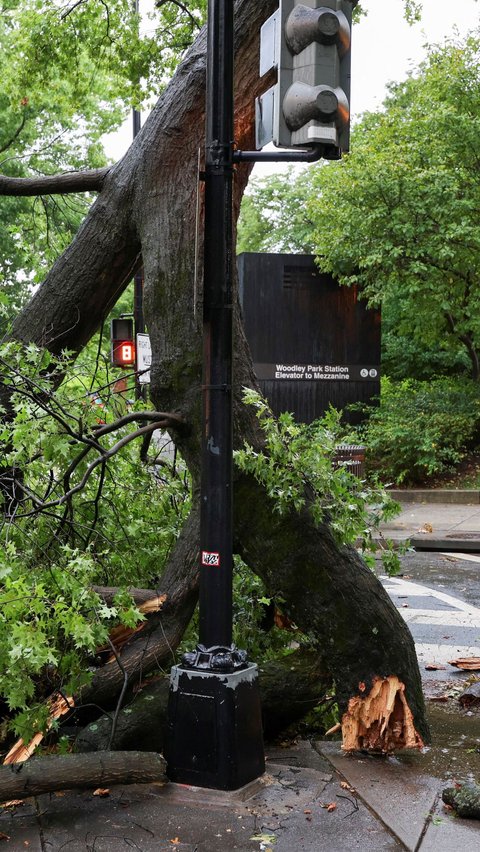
[356,377,480,484]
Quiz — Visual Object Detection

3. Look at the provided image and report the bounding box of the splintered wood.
[341,675,424,753]
[3,693,73,765]
[98,594,167,662]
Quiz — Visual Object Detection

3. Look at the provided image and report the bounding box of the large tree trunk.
[75,649,331,753]
[2,0,429,750]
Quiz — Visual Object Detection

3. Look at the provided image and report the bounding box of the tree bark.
[75,648,331,753]
[0,168,109,196]
[0,751,166,802]
[2,0,430,750]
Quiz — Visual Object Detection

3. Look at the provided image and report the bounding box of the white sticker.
[202,551,221,567]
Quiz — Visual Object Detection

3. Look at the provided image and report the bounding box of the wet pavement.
[1,502,480,850]
[2,723,478,851]
[378,498,480,551]
[379,568,480,684]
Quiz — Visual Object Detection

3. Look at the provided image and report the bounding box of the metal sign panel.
[238,253,380,425]
[136,332,152,384]
[259,10,279,77]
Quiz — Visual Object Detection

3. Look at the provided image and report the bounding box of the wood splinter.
[341,675,424,753]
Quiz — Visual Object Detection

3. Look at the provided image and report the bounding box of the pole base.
[165,663,265,790]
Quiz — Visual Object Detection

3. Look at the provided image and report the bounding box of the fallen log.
[0,751,166,802]
[75,648,331,752]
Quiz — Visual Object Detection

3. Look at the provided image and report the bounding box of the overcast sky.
[352,0,479,118]
[103,0,479,161]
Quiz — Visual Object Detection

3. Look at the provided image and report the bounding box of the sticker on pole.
[202,550,221,567]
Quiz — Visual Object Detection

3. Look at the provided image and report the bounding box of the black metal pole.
[199,0,234,649]
[165,0,264,790]
[133,0,145,400]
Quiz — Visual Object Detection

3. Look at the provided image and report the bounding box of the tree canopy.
[311,30,480,378]
[0,0,207,318]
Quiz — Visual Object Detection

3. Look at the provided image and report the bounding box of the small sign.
[136,333,152,384]
[201,551,221,567]
[254,363,381,382]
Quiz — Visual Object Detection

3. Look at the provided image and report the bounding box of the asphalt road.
[377,550,480,694]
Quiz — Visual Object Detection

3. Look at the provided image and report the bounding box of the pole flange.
[181,644,248,673]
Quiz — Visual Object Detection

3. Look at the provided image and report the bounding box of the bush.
[356,377,480,484]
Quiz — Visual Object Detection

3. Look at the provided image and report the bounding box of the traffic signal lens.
[111,339,135,367]
[111,318,135,368]
[121,343,134,364]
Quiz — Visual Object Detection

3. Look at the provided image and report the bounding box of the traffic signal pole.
[165,0,265,791]
[198,0,235,651]
[165,0,357,793]
[132,53,145,398]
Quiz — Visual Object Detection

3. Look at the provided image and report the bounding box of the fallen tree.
[0,751,166,802]
[75,648,332,753]
[0,0,430,752]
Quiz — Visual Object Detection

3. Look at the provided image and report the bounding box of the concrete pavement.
[379,494,480,550]
[2,730,478,851]
[1,499,480,851]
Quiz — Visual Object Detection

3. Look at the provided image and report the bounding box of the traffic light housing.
[111,318,135,368]
[256,1,356,158]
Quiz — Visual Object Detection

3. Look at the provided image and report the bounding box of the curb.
[387,489,480,505]
[411,535,480,552]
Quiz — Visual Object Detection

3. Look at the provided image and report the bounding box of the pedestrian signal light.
[111,318,135,368]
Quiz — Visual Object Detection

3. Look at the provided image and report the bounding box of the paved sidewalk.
[379,499,480,550]
[2,735,478,851]
[0,742,404,851]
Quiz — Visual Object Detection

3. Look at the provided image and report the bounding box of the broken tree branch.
[0,751,166,802]
[0,168,110,196]
[341,675,424,753]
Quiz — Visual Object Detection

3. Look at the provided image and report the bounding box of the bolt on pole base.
[165,662,264,791]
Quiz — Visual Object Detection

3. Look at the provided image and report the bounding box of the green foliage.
[381,296,471,381]
[309,31,480,378]
[0,337,191,739]
[234,389,401,572]
[0,542,135,740]
[0,1,208,309]
[237,168,317,255]
[355,377,480,484]
[232,555,305,661]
